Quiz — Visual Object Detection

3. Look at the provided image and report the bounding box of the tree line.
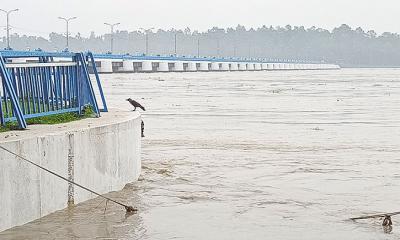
[1,24,400,67]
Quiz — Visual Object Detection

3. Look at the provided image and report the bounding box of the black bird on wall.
[127,98,146,111]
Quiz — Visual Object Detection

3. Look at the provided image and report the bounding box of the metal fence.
[0,51,107,129]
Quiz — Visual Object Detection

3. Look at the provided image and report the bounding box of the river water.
[1,69,400,239]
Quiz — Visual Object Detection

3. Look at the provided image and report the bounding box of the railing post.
[73,55,81,115]
[0,53,27,129]
[87,52,108,112]
[76,53,100,117]
[0,91,4,126]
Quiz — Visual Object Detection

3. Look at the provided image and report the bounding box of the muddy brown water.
[1,69,400,239]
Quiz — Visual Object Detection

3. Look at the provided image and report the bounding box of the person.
[141,120,145,138]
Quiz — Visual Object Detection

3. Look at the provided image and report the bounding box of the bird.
[126,98,146,111]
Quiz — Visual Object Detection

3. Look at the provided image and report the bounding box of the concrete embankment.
[0,109,141,232]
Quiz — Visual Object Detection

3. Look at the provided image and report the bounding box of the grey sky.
[0,0,398,37]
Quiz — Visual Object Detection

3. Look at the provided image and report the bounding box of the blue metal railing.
[0,50,107,129]
[91,53,323,64]
[87,52,108,112]
[0,50,324,64]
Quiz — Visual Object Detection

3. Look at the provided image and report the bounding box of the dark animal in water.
[382,216,393,227]
[127,98,146,111]
[382,216,393,234]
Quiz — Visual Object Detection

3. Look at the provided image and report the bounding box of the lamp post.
[104,22,120,54]
[58,16,77,51]
[139,28,154,55]
[0,8,19,50]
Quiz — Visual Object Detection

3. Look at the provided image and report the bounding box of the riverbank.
[0,109,142,232]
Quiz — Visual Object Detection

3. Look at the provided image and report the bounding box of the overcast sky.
[0,0,398,37]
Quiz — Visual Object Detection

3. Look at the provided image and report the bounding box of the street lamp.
[0,8,19,50]
[58,16,77,51]
[139,28,154,55]
[104,22,120,54]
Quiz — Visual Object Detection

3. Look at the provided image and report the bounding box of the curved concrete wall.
[0,110,141,232]
[254,63,262,71]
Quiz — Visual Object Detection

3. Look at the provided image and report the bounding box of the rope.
[350,211,400,221]
[0,145,137,213]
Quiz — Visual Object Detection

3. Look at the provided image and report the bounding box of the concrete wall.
[230,63,239,71]
[98,60,113,73]
[122,60,134,72]
[0,110,141,232]
[239,63,247,71]
[199,62,209,71]
[220,63,230,71]
[142,61,153,72]
[10,58,27,63]
[158,62,169,72]
[261,63,268,70]
[173,62,184,72]
[187,62,197,71]
[211,62,220,71]
[247,63,255,71]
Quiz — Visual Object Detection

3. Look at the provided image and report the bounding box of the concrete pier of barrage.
[0,109,142,232]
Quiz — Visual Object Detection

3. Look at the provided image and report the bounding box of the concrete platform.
[0,109,142,232]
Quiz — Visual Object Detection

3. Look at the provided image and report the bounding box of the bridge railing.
[0,51,107,129]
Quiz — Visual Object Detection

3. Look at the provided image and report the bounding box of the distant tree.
[2,24,400,66]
